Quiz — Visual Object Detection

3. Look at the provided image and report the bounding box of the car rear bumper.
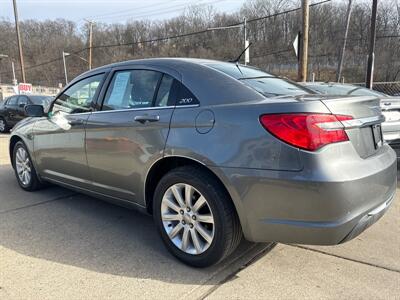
[211,144,397,244]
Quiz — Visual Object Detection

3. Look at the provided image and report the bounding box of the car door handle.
[134,115,160,124]
[68,119,84,126]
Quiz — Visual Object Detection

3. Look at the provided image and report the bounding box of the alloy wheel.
[15,147,32,186]
[161,183,215,255]
[0,119,5,132]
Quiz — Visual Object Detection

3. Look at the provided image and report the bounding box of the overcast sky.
[0,0,247,24]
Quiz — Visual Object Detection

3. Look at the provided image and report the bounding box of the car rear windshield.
[207,63,312,97]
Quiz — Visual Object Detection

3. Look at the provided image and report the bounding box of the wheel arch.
[145,156,237,215]
[9,135,23,168]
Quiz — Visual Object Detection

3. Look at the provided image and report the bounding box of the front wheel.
[13,141,44,191]
[153,166,242,267]
[0,117,9,133]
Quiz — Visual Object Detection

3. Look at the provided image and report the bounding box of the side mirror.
[25,104,45,117]
[19,103,25,108]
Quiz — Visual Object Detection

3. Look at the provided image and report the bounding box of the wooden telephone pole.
[13,0,25,83]
[84,19,95,70]
[298,0,309,82]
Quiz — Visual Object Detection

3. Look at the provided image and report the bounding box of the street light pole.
[62,51,68,85]
[62,51,88,85]
[366,0,378,89]
[12,0,26,83]
[11,61,17,85]
[0,54,8,84]
[243,17,249,65]
[336,0,353,82]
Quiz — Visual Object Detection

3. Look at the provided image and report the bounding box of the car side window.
[52,74,104,114]
[18,96,28,107]
[103,70,161,111]
[7,96,18,106]
[155,76,199,107]
[155,74,175,107]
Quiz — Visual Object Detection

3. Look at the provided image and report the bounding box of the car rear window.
[207,63,312,98]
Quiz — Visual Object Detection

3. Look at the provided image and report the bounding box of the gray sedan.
[9,59,397,267]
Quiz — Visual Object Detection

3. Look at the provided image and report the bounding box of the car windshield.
[207,63,313,97]
[307,84,388,97]
[30,96,53,105]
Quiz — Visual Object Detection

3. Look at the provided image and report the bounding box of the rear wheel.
[153,166,242,267]
[0,117,9,133]
[13,141,43,191]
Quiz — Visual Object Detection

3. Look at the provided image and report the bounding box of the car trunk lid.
[319,95,384,158]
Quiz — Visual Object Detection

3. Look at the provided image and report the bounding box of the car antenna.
[229,42,252,66]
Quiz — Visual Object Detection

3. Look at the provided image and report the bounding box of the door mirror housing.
[19,103,25,108]
[25,104,45,117]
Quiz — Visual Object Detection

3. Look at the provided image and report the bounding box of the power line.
[85,0,181,20]
[92,0,227,21]
[377,35,400,39]
[90,0,332,50]
[0,0,332,77]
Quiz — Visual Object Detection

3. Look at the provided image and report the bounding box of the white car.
[301,82,400,160]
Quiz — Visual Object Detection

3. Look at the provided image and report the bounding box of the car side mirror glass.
[25,104,45,117]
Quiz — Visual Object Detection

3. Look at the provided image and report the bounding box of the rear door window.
[17,96,29,107]
[103,70,161,111]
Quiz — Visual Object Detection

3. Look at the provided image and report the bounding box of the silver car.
[302,82,400,160]
[9,59,397,267]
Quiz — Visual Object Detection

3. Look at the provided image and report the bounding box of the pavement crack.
[195,242,277,300]
[288,244,400,273]
[0,193,77,214]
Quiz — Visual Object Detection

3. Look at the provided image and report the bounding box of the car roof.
[70,58,266,106]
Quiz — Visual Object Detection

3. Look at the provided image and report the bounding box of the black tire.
[0,117,9,133]
[12,141,44,191]
[153,166,242,267]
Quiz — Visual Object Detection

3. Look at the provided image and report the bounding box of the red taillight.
[259,113,353,151]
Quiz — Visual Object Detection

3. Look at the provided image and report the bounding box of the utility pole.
[298,0,309,82]
[366,0,378,89]
[84,19,95,70]
[336,0,353,82]
[13,0,26,83]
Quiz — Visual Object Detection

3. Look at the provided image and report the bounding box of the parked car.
[9,59,397,267]
[302,82,400,160]
[0,94,52,133]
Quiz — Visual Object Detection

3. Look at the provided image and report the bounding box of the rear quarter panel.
[165,99,331,171]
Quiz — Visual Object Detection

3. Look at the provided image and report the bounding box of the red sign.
[18,83,32,94]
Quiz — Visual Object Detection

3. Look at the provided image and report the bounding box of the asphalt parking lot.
[0,133,399,299]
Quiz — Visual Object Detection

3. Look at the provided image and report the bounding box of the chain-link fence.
[353,81,400,96]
